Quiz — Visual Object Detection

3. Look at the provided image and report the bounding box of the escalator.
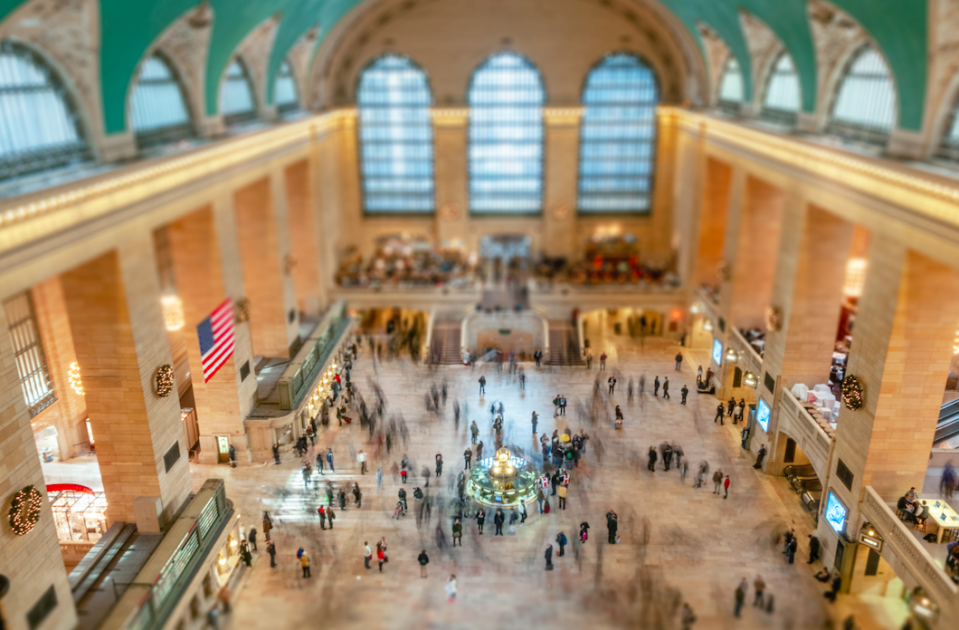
[934,398,959,448]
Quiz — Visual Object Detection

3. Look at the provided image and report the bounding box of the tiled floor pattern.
[186,325,900,630]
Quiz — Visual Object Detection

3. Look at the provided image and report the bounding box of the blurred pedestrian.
[734,578,747,617]
[418,549,429,578]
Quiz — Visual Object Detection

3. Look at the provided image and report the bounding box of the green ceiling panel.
[831,0,927,130]
[100,0,200,134]
[0,0,26,22]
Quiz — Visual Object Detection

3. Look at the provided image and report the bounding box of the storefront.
[48,483,108,567]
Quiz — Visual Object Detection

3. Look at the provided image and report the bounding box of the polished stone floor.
[190,322,893,630]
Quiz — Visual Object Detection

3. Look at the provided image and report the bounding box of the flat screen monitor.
[756,399,771,433]
[824,491,847,534]
[712,339,723,366]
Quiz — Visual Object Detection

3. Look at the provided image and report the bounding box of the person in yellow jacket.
[300,551,311,578]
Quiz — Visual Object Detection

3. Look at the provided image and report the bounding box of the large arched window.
[357,54,435,214]
[717,57,743,114]
[130,54,193,148]
[826,45,895,145]
[760,52,800,126]
[0,41,89,180]
[468,52,545,214]
[577,53,658,214]
[219,58,257,125]
[273,60,299,115]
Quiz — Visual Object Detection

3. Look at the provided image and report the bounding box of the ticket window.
[216,436,230,463]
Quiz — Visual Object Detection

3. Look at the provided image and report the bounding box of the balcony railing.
[277,301,352,410]
[779,391,832,479]
[860,486,958,619]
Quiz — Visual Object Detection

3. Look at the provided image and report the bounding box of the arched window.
[826,45,895,145]
[717,57,743,114]
[468,52,545,214]
[760,52,800,126]
[357,54,435,214]
[130,54,193,148]
[219,58,257,125]
[577,53,658,214]
[0,41,89,180]
[274,60,299,115]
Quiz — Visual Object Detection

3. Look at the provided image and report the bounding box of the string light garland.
[8,486,42,536]
[842,375,864,411]
[155,365,174,397]
[68,361,84,396]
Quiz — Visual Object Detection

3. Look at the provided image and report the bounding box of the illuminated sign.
[756,399,771,433]
[712,339,723,366]
[825,492,847,534]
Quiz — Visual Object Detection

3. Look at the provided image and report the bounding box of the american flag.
[197,299,234,383]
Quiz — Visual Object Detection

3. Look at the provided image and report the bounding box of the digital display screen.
[825,492,847,534]
[756,399,771,433]
[712,339,723,366]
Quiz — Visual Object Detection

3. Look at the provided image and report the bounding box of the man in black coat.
[493,509,505,536]
[606,510,618,544]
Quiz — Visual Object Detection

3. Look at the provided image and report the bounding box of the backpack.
[560,533,567,545]
[544,501,551,514]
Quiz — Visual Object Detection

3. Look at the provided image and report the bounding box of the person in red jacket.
[377,543,386,572]
[724,474,731,499]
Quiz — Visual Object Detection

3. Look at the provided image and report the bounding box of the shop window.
[273,60,299,115]
[0,41,90,180]
[3,292,55,416]
[357,54,435,214]
[468,52,545,214]
[219,58,257,126]
[577,53,658,214]
[717,57,743,114]
[733,367,743,388]
[760,52,800,126]
[130,54,193,149]
[826,45,895,146]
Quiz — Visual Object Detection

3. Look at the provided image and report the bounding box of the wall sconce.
[161,294,185,331]
[703,319,714,332]
[743,371,758,388]
[725,348,738,362]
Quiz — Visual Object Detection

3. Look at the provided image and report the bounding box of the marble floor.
[187,327,892,630]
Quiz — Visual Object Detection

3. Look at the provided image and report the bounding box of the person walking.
[363,542,372,569]
[531,411,539,435]
[753,444,767,469]
[606,510,618,544]
[476,508,486,534]
[266,539,276,568]
[787,536,798,564]
[248,527,257,552]
[537,488,545,514]
[377,543,386,572]
[326,448,334,473]
[734,578,747,617]
[318,505,326,529]
[435,453,444,478]
[713,469,723,495]
[544,543,554,570]
[272,443,280,465]
[675,352,683,371]
[556,532,567,557]
[599,352,607,370]
[470,421,479,444]
[579,521,590,542]
[754,575,766,607]
[662,377,670,400]
[300,551,311,578]
[228,444,237,468]
[608,376,617,395]
[240,541,252,567]
[262,511,273,541]
[376,467,382,492]
[352,483,362,508]
[358,450,367,475]
[681,385,688,405]
[464,448,472,470]
[446,575,457,603]
[478,375,486,395]
[326,506,335,529]
[452,518,463,547]
[714,403,725,425]
[648,446,658,472]
[724,474,731,499]
[418,549,429,578]
[493,509,505,536]
[681,603,697,630]
[653,376,660,397]
[808,535,821,564]
[557,483,568,510]
[727,397,736,418]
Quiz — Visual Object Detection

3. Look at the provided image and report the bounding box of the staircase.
[546,322,583,366]
[430,317,462,364]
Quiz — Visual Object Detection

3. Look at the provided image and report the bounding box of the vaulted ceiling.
[0,0,928,133]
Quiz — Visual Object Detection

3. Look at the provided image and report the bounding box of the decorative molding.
[764,305,783,332]
[430,108,469,126]
[543,107,584,126]
[549,204,572,221]
[717,260,732,282]
[284,254,297,276]
[233,298,251,324]
[438,204,460,221]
